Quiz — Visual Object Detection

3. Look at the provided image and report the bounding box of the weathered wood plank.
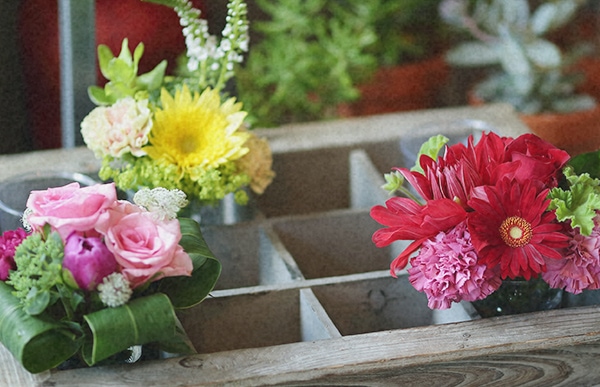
[41,305,600,386]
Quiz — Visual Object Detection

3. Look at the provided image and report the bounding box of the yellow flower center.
[499,216,532,248]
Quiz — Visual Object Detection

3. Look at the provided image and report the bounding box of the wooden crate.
[3,104,600,386]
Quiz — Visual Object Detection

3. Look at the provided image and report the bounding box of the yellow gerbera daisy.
[144,85,249,180]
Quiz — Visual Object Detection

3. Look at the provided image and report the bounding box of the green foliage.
[236,0,378,127]
[237,0,446,128]
[99,154,251,205]
[568,149,600,178]
[382,170,405,195]
[81,293,195,366]
[367,0,445,67]
[8,232,71,316]
[411,134,449,173]
[548,166,600,235]
[0,282,80,373]
[88,39,167,106]
[440,0,595,114]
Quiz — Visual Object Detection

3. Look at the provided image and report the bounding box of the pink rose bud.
[63,233,117,291]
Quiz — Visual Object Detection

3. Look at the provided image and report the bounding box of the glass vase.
[472,277,563,318]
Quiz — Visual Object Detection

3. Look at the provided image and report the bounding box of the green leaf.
[569,150,600,178]
[548,167,600,235]
[411,134,449,173]
[24,289,50,316]
[87,85,110,106]
[141,0,179,7]
[0,282,80,373]
[530,1,579,35]
[178,217,214,270]
[525,39,561,68]
[445,42,499,67]
[97,44,116,81]
[498,28,531,78]
[136,60,168,92]
[381,170,405,194]
[82,293,196,366]
[157,218,221,308]
[159,257,221,309]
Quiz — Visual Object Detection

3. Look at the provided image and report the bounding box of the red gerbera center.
[499,216,532,248]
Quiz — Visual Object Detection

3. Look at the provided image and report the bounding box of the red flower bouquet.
[371,132,600,310]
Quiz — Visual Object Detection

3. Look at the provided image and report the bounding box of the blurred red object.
[18,0,205,150]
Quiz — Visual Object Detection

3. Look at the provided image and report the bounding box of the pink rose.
[97,201,192,288]
[63,233,117,291]
[26,183,118,239]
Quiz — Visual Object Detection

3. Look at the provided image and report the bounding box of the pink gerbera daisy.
[408,221,502,309]
[467,178,569,279]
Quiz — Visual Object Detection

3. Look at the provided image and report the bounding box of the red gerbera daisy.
[467,178,569,279]
[371,197,467,275]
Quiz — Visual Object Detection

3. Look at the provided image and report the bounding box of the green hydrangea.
[8,231,65,315]
[99,154,251,205]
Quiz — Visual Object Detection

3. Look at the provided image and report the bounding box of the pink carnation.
[542,221,600,294]
[0,228,28,281]
[96,201,193,288]
[408,221,501,309]
[26,183,118,239]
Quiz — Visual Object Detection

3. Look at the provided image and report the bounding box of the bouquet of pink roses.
[371,131,600,310]
[0,182,220,373]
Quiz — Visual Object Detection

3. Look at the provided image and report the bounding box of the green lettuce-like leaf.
[158,218,221,309]
[548,166,600,235]
[381,170,405,194]
[411,134,449,173]
[82,293,195,366]
[0,282,80,373]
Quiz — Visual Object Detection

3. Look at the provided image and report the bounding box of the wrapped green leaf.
[82,293,195,366]
[159,217,221,308]
[0,282,80,373]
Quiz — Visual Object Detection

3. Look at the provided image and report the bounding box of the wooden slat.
[40,305,600,386]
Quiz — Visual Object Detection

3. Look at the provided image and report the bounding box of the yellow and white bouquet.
[81,0,274,207]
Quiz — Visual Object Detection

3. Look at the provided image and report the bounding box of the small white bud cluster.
[98,273,133,308]
[173,0,249,91]
[133,187,189,221]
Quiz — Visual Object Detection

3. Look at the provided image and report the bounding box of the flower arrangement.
[371,131,600,310]
[80,0,275,207]
[0,182,220,373]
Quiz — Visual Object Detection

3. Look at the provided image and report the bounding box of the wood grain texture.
[39,306,600,386]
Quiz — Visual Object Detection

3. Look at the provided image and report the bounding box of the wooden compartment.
[7,105,600,386]
[272,210,393,279]
[202,223,302,290]
[310,274,473,335]
[177,287,340,354]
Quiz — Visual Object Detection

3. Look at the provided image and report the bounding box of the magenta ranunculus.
[63,233,117,291]
[26,182,118,239]
[0,228,28,281]
[96,201,193,288]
